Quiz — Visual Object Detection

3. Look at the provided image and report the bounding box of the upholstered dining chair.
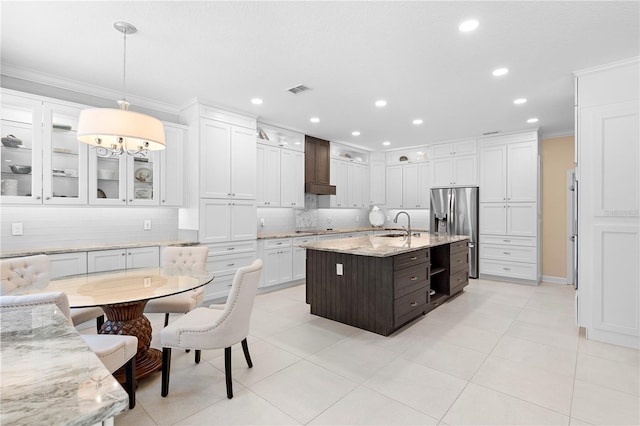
[144,246,209,326]
[0,255,105,333]
[160,259,263,399]
[0,292,137,409]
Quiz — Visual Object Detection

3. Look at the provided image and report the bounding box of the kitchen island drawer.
[450,240,469,255]
[394,264,429,299]
[449,269,469,295]
[394,249,429,270]
[450,250,468,275]
[394,287,428,327]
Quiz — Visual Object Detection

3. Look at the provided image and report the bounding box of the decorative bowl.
[2,135,22,148]
[10,165,31,174]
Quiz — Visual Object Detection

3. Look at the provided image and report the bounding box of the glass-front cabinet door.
[89,148,127,205]
[127,152,160,206]
[42,102,88,204]
[0,93,43,204]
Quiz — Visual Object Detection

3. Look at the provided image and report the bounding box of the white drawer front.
[207,252,256,277]
[264,238,292,249]
[316,234,341,241]
[481,244,536,263]
[480,258,537,280]
[203,275,233,302]
[207,240,257,256]
[292,235,317,245]
[480,235,537,247]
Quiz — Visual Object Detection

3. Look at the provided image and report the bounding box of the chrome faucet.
[393,211,412,238]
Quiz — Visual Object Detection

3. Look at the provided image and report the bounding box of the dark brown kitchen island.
[299,233,470,336]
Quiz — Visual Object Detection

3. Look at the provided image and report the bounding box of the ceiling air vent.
[287,85,312,95]
[482,131,500,135]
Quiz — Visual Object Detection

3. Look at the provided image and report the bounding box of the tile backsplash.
[0,206,179,252]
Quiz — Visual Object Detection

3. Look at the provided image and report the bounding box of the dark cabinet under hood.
[305,135,336,195]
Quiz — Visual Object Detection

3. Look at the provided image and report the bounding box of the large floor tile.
[364,358,467,419]
[442,383,570,425]
[571,380,640,425]
[250,360,358,424]
[400,337,487,380]
[249,307,304,339]
[575,352,639,396]
[264,319,354,357]
[516,307,579,331]
[471,355,574,415]
[505,320,579,351]
[115,404,157,426]
[435,321,504,353]
[491,335,577,377]
[578,335,640,366]
[309,386,439,425]
[209,340,301,387]
[174,389,300,425]
[426,307,514,334]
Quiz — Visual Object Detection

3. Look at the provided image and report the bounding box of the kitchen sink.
[378,233,406,238]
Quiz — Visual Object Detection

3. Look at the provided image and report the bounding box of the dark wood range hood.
[305,135,336,195]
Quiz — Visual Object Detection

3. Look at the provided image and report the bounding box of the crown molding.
[1,62,181,115]
[573,56,639,77]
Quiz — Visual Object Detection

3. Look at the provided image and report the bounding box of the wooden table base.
[100,300,162,380]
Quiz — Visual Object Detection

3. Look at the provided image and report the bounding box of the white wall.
[0,206,179,252]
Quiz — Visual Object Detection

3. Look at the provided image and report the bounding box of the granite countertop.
[258,226,430,239]
[0,240,199,259]
[0,304,129,425]
[298,233,469,257]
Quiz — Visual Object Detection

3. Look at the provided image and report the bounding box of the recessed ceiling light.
[459,19,479,32]
[310,117,320,123]
[294,142,301,145]
[375,100,387,107]
[412,119,423,125]
[513,98,527,105]
[527,118,539,123]
[382,141,391,146]
[352,131,360,136]
[251,98,263,105]
[492,68,509,77]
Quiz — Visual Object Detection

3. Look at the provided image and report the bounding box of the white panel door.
[402,164,419,208]
[385,165,403,207]
[230,200,257,241]
[479,203,507,235]
[452,155,477,186]
[370,162,386,205]
[127,247,160,269]
[257,144,280,206]
[160,123,185,206]
[88,249,126,273]
[230,125,256,200]
[479,145,507,202]
[199,199,231,243]
[453,139,477,156]
[431,143,454,158]
[507,140,537,202]
[49,252,88,279]
[332,159,348,207]
[432,158,453,187]
[506,203,537,237]
[417,162,431,208]
[200,119,230,198]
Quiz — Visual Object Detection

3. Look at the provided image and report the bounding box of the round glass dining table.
[7,267,214,380]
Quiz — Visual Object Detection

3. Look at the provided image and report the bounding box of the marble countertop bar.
[0,304,129,425]
[298,234,469,257]
[0,240,199,259]
[258,226,430,239]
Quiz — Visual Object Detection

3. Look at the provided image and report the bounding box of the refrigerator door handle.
[449,189,456,234]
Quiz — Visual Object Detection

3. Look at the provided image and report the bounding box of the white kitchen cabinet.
[319,159,369,208]
[87,246,160,273]
[432,155,477,187]
[160,123,185,206]
[49,252,88,279]
[479,140,537,203]
[259,238,293,288]
[402,164,419,208]
[385,162,430,208]
[203,240,257,301]
[332,159,349,207]
[369,161,386,205]
[199,199,257,244]
[385,165,403,208]
[256,143,281,206]
[576,58,639,348]
[280,148,305,208]
[430,139,477,158]
[292,235,316,281]
[480,202,536,237]
[199,119,256,200]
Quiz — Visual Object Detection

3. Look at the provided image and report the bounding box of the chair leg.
[225,347,233,399]
[164,313,170,327]
[161,348,171,397]
[241,338,253,368]
[124,357,136,409]
[96,315,104,333]
[195,349,201,364]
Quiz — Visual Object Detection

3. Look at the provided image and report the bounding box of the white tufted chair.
[144,246,209,327]
[160,259,263,399]
[1,255,105,333]
[0,292,137,409]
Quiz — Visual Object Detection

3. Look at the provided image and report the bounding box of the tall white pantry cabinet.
[575,58,639,349]
[179,103,258,301]
[478,131,541,284]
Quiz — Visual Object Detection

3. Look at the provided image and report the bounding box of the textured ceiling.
[1,1,638,150]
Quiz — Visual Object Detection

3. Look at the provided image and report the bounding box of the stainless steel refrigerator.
[430,186,479,278]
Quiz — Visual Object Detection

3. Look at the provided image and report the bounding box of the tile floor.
[109,279,639,425]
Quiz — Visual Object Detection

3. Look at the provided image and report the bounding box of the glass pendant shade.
[77,107,166,151]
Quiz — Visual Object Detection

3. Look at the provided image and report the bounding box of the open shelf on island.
[430,266,446,276]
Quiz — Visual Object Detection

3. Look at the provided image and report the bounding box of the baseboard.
[479,274,540,286]
[542,275,568,284]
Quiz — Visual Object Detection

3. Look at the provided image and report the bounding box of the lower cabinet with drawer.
[88,246,160,273]
[479,235,538,282]
[204,241,257,301]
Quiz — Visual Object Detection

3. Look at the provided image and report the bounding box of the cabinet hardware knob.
[121,253,125,256]
[128,253,132,255]
[228,193,231,196]
[503,267,511,271]
[227,248,234,250]
[226,263,235,266]
[410,256,418,260]
[410,276,418,281]
[129,199,133,202]
[45,196,50,200]
[232,193,235,196]
[410,302,418,307]
[503,252,510,255]
[162,200,165,203]
[122,199,126,202]
[36,196,41,200]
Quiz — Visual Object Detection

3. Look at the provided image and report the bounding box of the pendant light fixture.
[77,21,165,155]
